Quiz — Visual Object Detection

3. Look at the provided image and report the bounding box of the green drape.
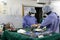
[1,30,60,40]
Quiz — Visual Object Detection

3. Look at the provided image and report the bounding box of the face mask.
[30,14,35,17]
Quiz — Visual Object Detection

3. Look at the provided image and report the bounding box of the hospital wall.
[0,0,22,28]
[50,1,60,16]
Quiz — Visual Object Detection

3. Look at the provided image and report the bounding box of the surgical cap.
[42,5,52,13]
[29,7,36,13]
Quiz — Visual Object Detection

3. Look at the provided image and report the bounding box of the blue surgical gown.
[41,12,59,33]
[23,15,37,28]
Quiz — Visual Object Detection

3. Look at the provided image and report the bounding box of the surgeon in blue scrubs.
[40,5,59,33]
[23,7,37,28]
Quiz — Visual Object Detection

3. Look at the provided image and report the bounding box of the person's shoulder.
[49,12,56,16]
[50,12,57,18]
[24,15,28,18]
[23,15,30,19]
[47,12,54,18]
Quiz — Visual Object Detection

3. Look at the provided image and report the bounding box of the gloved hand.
[31,24,40,28]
